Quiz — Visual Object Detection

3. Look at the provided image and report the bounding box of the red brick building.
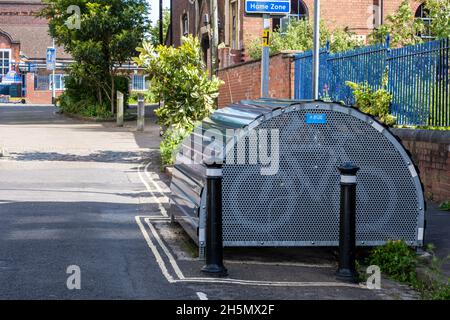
[169,0,426,69]
[0,0,73,103]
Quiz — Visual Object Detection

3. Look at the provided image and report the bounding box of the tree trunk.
[111,73,115,114]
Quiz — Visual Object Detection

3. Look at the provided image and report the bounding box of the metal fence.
[294,38,450,126]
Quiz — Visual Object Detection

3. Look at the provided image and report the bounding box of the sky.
[148,0,171,24]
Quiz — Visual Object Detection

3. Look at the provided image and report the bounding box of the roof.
[0,0,71,60]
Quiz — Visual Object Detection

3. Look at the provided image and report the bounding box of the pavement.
[0,104,447,300]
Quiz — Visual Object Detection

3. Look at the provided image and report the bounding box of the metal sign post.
[312,0,320,100]
[261,15,270,97]
[244,0,290,98]
[46,42,56,105]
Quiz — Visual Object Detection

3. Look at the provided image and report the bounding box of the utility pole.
[210,0,219,77]
[312,0,320,100]
[159,0,164,44]
[52,38,56,105]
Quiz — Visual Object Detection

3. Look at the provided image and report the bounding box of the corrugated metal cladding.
[170,99,425,257]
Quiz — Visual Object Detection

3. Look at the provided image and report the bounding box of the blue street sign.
[46,47,56,71]
[245,0,290,15]
[305,113,327,124]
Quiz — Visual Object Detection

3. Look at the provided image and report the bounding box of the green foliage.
[368,240,418,284]
[149,8,170,46]
[346,71,396,126]
[128,91,156,104]
[135,35,223,130]
[160,125,194,166]
[40,0,149,113]
[247,19,363,60]
[439,201,450,211]
[425,0,450,39]
[367,240,450,300]
[58,75,129,119]
[369,0,424,47]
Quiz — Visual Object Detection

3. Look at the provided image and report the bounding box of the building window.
[49,74,66,90]
[35,74,65,91]
[230,0,239,49]
[0,49,11,76]
[415,3,434,40]
[182,13,189,36]
[273,0,308,33]
[132,74,148,91]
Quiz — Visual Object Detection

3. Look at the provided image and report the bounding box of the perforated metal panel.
[222,103,424,246]
[170,100,425,253]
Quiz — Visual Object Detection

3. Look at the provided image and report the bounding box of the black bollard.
[336,162,360,283]
[201,161,228,277]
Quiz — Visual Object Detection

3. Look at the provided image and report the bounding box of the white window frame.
[132,74,148,91]
[0,49,11,76]
[49,74,66,90]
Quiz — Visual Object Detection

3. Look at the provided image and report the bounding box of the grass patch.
[365,240,450,300]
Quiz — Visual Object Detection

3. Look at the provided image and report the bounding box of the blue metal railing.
[294,38,450,126]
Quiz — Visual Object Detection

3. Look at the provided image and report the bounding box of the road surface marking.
[138,162,168,217]
[136,216,363,288]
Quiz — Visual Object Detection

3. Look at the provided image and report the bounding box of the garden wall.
[391,128,450,203]
[217,53,295,108]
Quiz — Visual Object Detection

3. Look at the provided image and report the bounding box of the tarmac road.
[0,105,425,300]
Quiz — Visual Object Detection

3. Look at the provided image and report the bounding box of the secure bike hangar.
[169,99,425,257]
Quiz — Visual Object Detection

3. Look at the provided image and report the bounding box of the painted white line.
[138,163,168,217]
[196,292,208,300]
[134,216,176,283]
[144,218,185,280]
[144,162,171,195]
[135,216,364,289]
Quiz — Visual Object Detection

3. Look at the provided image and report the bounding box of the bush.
[367,240,418,284]
[346,71,396,126]
[134,35,223,130]
[129,90,156,104]
[58,74,129,119]
[160,125,194,166]
[368,0,424,47]
[247,19,363,60]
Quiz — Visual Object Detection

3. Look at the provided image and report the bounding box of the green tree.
[369,0,423,47]
[425,0,450,39]
[248,19,362,60]
[134,35,223,129]
[40,0,149,113]
[149,8,170,46]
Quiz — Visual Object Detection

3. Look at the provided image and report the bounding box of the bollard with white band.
[201,161,227,277]
[336,162,360,283]
[137,94,145,132]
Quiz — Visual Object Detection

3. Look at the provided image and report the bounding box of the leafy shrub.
[129,90,156,104]
[58,75,128,119]
[134,35,223,130]
[160,125,194,166]
[368,0,424,47]
[367,240,418,284]
[247,19,363,60]
[346,71,396,126]
[439,201,450,211]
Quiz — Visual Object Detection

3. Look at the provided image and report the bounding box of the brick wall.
[172,1,424,68]
[25,72,63,104]
[217,53,295,107]
[391,129,450,203]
